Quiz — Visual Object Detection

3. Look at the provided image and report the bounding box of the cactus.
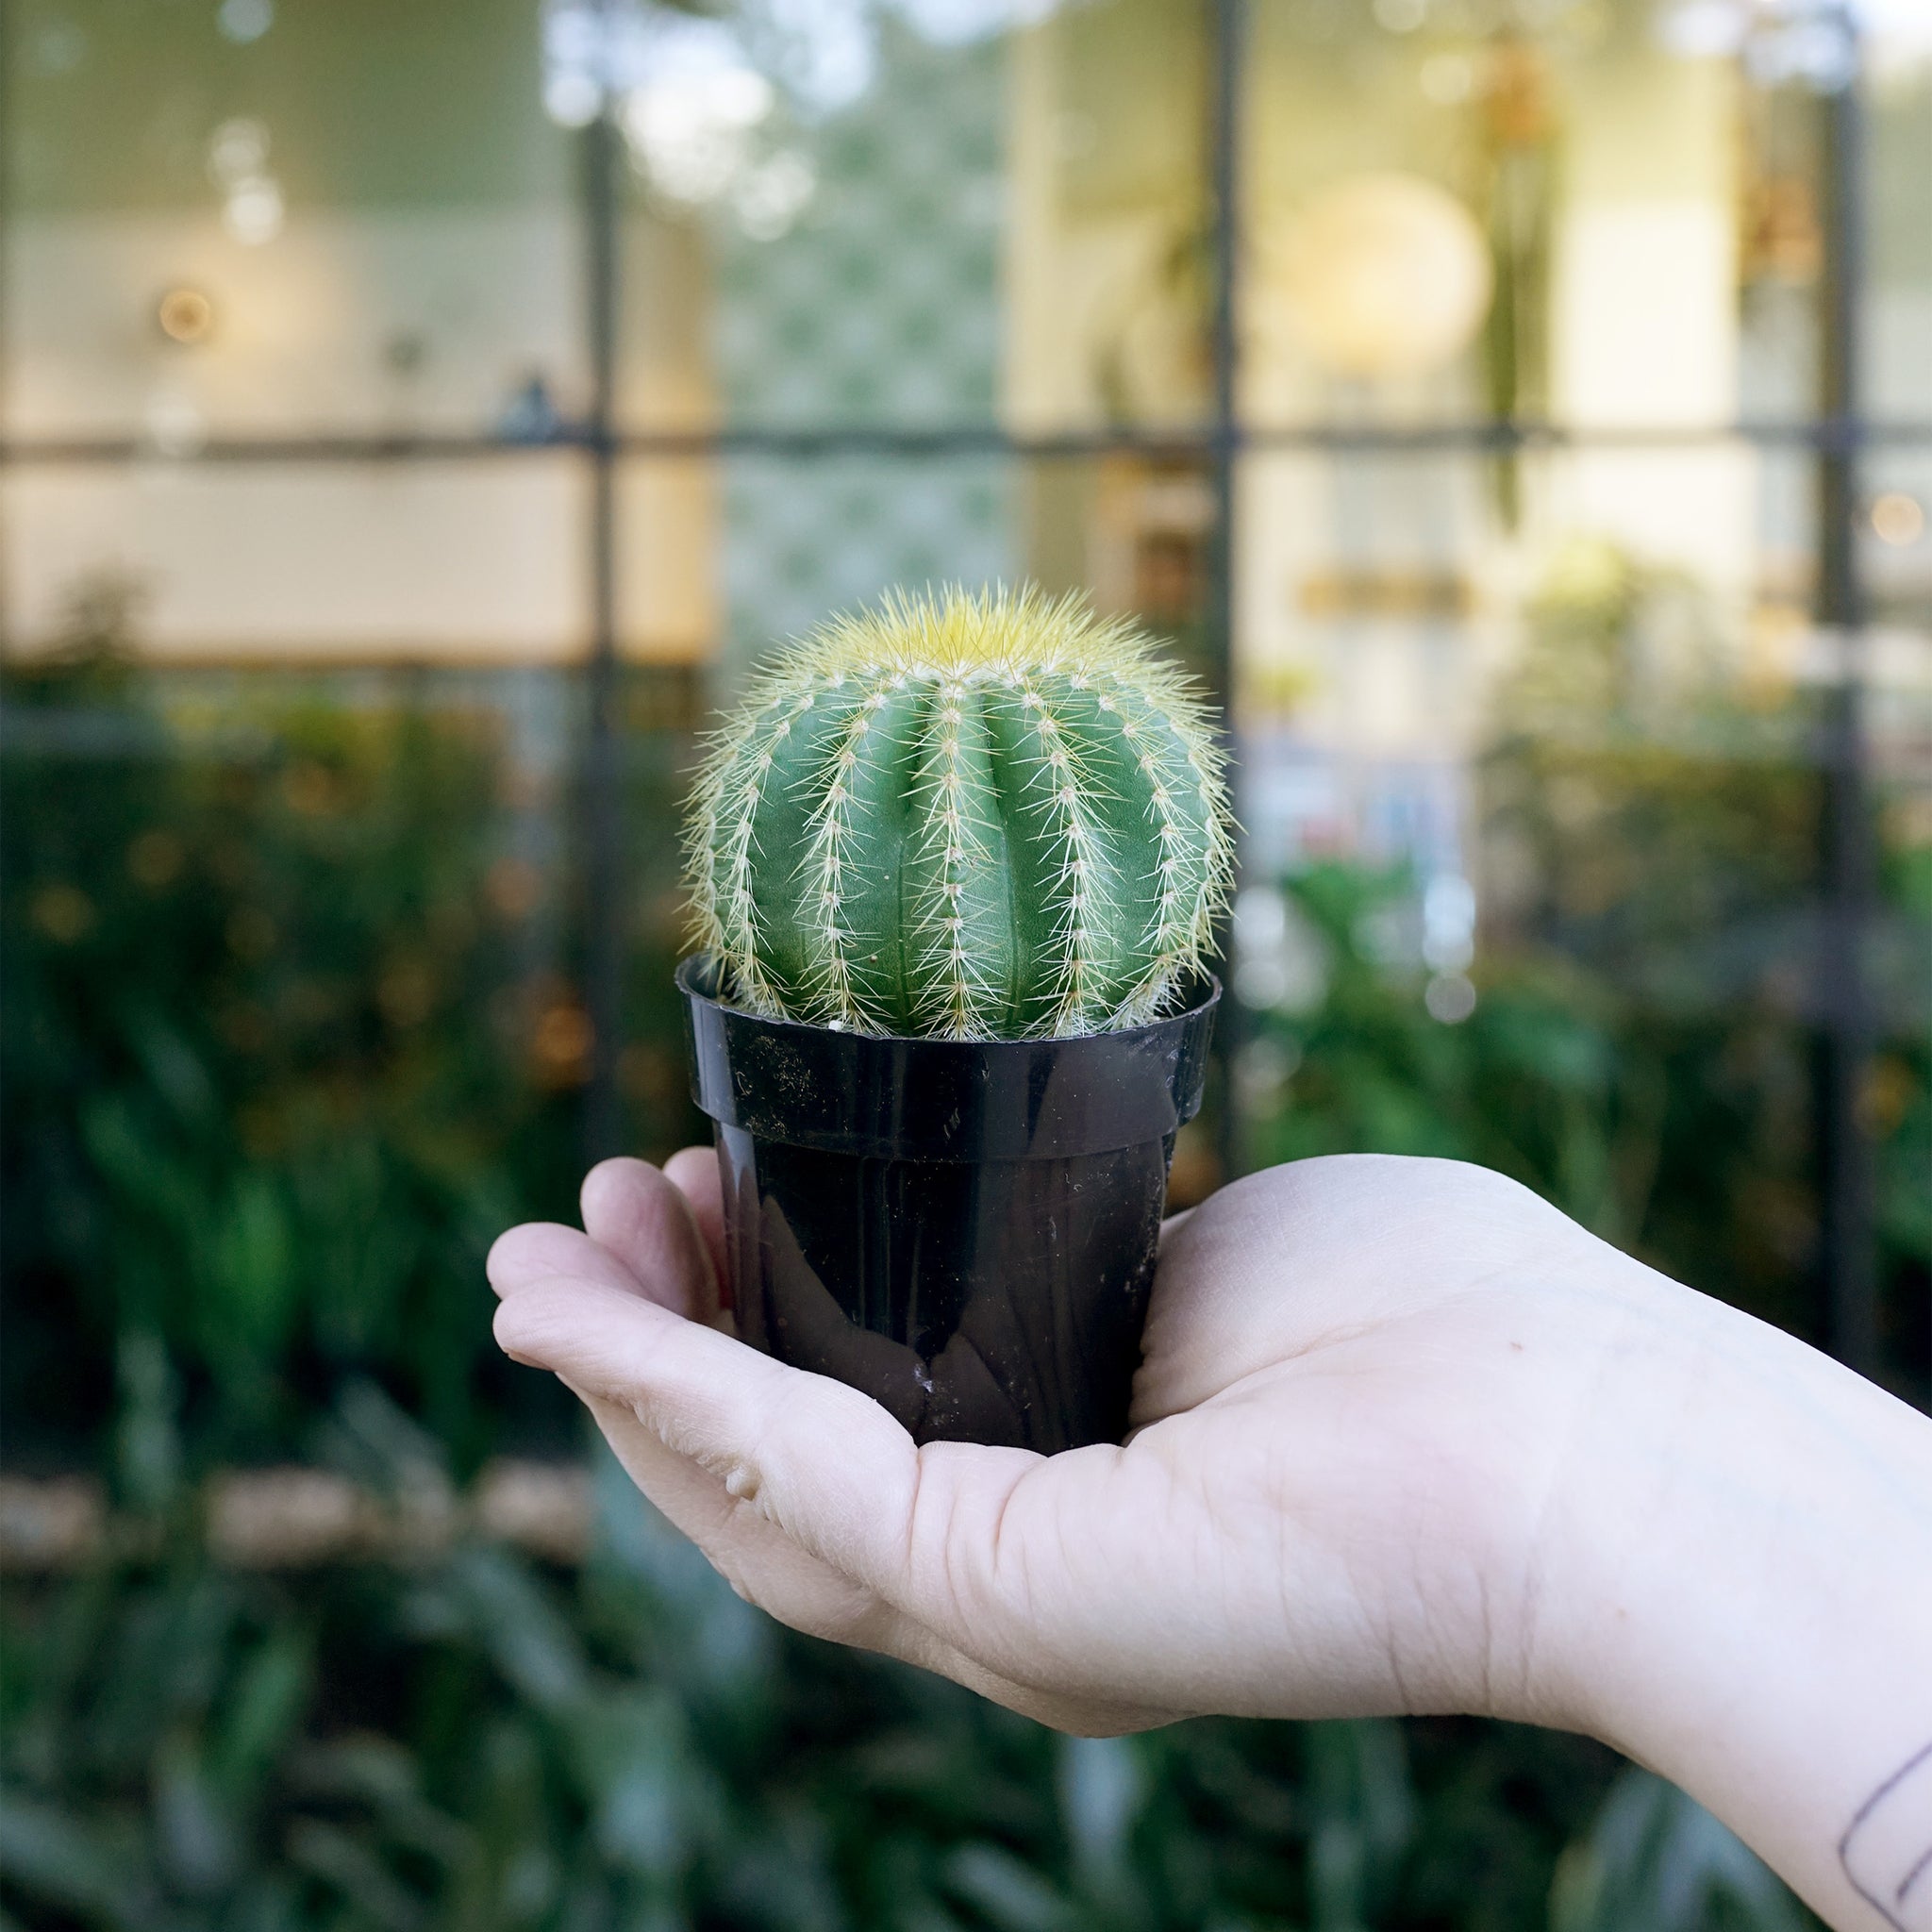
[686,587,1234,1040]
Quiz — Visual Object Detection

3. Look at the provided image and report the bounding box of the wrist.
[1531,1263,1932,1922]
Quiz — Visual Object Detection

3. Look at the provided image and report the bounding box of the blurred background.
[2,0,1928,1924]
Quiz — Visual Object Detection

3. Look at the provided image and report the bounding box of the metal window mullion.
[1207,0,1246,1183]
[6,421,1932,467]
[581,76,625,1165]
[1815,8,1878,1380]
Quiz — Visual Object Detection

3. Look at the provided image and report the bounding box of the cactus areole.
[685,587,1233,1041]
[677,589,1228,1453]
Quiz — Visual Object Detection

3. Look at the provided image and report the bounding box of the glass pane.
[1860,438,1932,1400]
[714,448,1019,675]
[1865,445,1932,628]
[1234,0,1928,436]
[1227,441,1907,1383]
[3,0,580,441]
[1,458,586,661]
[1001,0,1212,434]
[0,658,593,1463]
[613,0,1208,433]
[1869,19,1932,424]
[615,457,718,661]
[685,441,1222,685]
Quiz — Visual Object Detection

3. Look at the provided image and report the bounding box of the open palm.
[488,1149,1663,1739]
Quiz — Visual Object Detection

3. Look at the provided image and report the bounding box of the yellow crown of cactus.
[685,586,1235,1040]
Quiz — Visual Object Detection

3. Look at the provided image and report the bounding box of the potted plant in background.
[678,586,1234,1452]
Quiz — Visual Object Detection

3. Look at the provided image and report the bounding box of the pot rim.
[677,954,1220,1162]
[675,954,1218,1046]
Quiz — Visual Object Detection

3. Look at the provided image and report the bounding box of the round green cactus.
[685,587,1235,1040]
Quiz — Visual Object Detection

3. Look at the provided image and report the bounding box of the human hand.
[486,1151,1682,1736]
[489,1150,1932,1928]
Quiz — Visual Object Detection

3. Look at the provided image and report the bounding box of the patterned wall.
[711,20,1016,676]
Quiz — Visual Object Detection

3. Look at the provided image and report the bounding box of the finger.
[663,1146,729,1301]
[574,1388,1174,1735]
[487,1222,648,1303]
[491,1275,912,1569]
[495,1255,891,1648]
[569,1383,1026,1692]
[580,1158,719,1324]
[491,1278,957,1635]
[491,1276,1133,1686]
[497,1277,1205,1724]
[575,1382,924,1654]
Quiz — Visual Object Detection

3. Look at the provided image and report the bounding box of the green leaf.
[0,1791,157,1928]
[1550,1768,1805,1932]
[124,1012,220,1130]
[153,1728,242,1898]
[285,1817,426,1932]
[941,1843,1074,1932]
[211,1624,315,1802]
[435,1547,587,1714]
[1058,1734,1142,1888]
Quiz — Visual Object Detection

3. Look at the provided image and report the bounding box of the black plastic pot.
[677,956,1219,1455]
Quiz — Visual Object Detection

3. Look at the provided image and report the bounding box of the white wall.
[3,206,718,660]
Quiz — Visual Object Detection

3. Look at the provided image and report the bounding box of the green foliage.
[1551,1770,1808,1932]
[1,1420,1800,1932]
[1244,861,1828,1326]
[1,632,694,1471]
[688,588,1233,1038]
[9,572,1908,1928]
[1246,857,1924,1363]
[1242,547,1929,1365]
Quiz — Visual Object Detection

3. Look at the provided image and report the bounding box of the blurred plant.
[1491,540,1927,1365]
[1477,34,1557,528]
[1241,542,1929,1379]
[1,630,696,1474]
[7,559,1908,1930]
[1244,853,1924,1379]
[0,1414,1806,1932]
[1495,539,1737,734]
[1551,1769,1807,1932]
[1242,862,1697,1254]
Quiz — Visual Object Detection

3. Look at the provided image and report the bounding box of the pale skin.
[488,1152,1932,1930]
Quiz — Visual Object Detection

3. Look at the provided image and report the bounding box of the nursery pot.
[677,957,1220,1456]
